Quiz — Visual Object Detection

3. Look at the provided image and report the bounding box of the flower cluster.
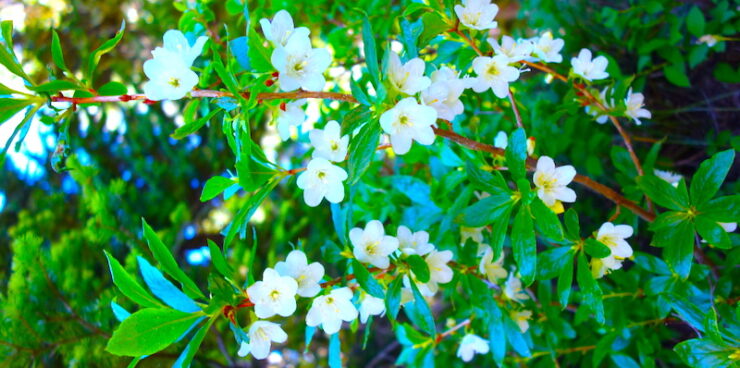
[143,30,207,101]
[590,222,635,278]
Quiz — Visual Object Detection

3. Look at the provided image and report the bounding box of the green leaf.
[106,308,202,356]
[564,208,581,240]
[104,251,163,308]
[141,218,205,299]
[576,252,604,324]
[661,220,695,279]
[636,175,688,210]
[362,16,380,88]
[347,120,381,184]
[98,81,128,96]
[465,160,510,194]
[490,205,514,261]
[385,276,403,322]
[0,98,32,125]
[512,205,536,286]
[329,333,342,368]
[694,216,730,249]
[248,28,272,73]
[689,149,735,206]
[663,63,691,87]
[171,108,223,139]
[674,338,738,368]
[537,246,572,280]
[505,128,527,181]
[352,259,385,299]
[200,176,235,202]
[419,11,449,47]
[87,21,125,83]
[51,30,67,71]
[686,6,705,38]
[0,81,20,95]
[700,195,740,222]
[207,239,234,278]
[461,193,514,227]
[173,316,216,368]
[0,42,32,83]
[349,77,371,106]
[341,105,371,135]
[487,301,506,365]
[557,253,575,309]
[584,238,611,258]
[406,255,430,283]
[29,80,82,93]
[531,197,564,240]
[408,280,436,336]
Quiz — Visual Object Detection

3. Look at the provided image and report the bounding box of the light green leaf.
[347,119,381,184]
[686,6,705,38]
[200,176,235,202]
[512,205,536,286]
[207,239,234,278]
[352,259,385,299]
[104,251,163,308]
[172,108,223,139]
[87,21,125,83]
[51,30,68,70]
[406,255,430,283]
[362,16,380,88]
[689,149,735,206]
[106,308,202,356]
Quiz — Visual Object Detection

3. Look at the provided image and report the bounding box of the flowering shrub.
[0,0,738,367]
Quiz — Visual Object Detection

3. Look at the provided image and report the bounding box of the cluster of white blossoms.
[590,222,634,278]
[263,10,330,92]
[571,49,609,81]
[586,87,652,126]
[457,333,490,362]
[143,30,207,101]
[295,120,351,207]
[533,156,577,214]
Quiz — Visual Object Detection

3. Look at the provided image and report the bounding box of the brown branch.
[508,89,524,129]
[50,90,359,104]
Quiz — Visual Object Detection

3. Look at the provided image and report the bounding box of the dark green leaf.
[465,160,510,194]
[689,149,735,206]
[362,17,380,88]
[584,238,611,258]
[408,280,436,336]
[531,197,564,240]
[341,105,371,135]
[700,195,740,222]
[512,205,536,286]
[224,179,278,249]
[207,239,234,278]
[686,6,705,37]
[576,252,604,324]
[505,128,527,181]
[537,246,572,280]
[106,308,202,356]
[564,208,580,240]
[660,220,695,279]
[385,276,403,322]
[461,193,514,227]
[172,108,223,139]
[557,254,574,309]
[636,175,688,210]
[694,216,730,249]
[352,259,385,298]
[173,316,216,368]
[406,255,430,283]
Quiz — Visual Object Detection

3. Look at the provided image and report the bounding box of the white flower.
[403,274,437,297]
[503,272,529,303]
[488,36,534,62]
[246,268,298,318]
[511,310,532,333]
[306,287,358,334]
[654,169,682,187]
[624,89,651,125]
[426,250,454,284]
[492,130,535,155]
[350,220,399,269]
[531,31,564,63]
[457,334,490,362]
[274,250,325,298]
[271,34,331,92]
[152,30,208,67]
[387,51,431,95]
[309,120,349,162]
[471,55,520,98]
[479,246,507,283]
[142,52,199,101]
[571,48,609,81]
[379,97,438,155]
[296,158,348,207]
[237,321,288,359]
[698,34,720,47]
[421,67,468,121]
[720,222,737,232]
[460,226,485,245]
[591,255,624,279]
[454,0,499,31]
[276,99,307,141]
[597,222,634,259]
[259,10,310,48]
[359,294,386,323]
[533,156,577,207]
[397,225,435,256]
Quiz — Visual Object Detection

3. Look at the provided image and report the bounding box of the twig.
[508,89,524,129]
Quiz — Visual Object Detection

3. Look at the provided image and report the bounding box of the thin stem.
[508,89,523,129]
[50,90,359,104]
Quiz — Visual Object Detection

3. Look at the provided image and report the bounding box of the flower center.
[269,289,281,300]
[398,114,412,127]
[365,241,379,255]
[486,64,500,77]
[317,170,327,180]
[168,77,181,88]
[330,141,339,151]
